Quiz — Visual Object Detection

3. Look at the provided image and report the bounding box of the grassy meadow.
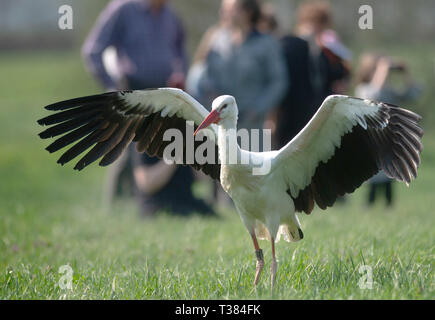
[0,48,434,300]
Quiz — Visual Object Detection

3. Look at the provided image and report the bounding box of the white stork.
[38,88,423,288]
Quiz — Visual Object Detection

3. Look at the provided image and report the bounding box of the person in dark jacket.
[275,0,350,148]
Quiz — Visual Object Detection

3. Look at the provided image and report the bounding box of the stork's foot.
[270,258,277,289]
[254,249,264,285]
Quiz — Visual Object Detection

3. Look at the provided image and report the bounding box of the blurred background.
[0,0,433,121]
[0,0,433,299]
[1,0,435,49]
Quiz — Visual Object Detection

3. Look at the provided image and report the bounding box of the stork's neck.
[217,117,241,166]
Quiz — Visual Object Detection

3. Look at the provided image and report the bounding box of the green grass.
[0,50,434,300]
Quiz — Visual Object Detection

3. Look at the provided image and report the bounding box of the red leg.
[250,232,264,285]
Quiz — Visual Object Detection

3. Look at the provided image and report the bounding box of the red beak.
[194,109,221,136]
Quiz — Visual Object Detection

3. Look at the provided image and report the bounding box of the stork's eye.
[221,104,228,110]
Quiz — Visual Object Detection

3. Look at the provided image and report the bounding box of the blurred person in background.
[355,53,422,207]
[185,0,235,205]
[82,0,186,92]
[274,0,351,148]
[294,0,351,99]
[187,0,287,134]
[82,0,213,216]
[186,0,287,205]
[186,0,235,108]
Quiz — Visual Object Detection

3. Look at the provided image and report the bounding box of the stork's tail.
[255,220,303,243]
[277,224,304,242]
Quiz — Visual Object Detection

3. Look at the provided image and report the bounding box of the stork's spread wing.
[272,95,423,214]
[37,88,220,180]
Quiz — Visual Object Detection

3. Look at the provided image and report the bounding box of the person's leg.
[368,183,376,205]
[386,181,393,206]
[116,152,134,197]
[103,151,129,207]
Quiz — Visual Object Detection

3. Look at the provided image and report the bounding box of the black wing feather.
[291,103,423,214]
[38,91,220,180]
